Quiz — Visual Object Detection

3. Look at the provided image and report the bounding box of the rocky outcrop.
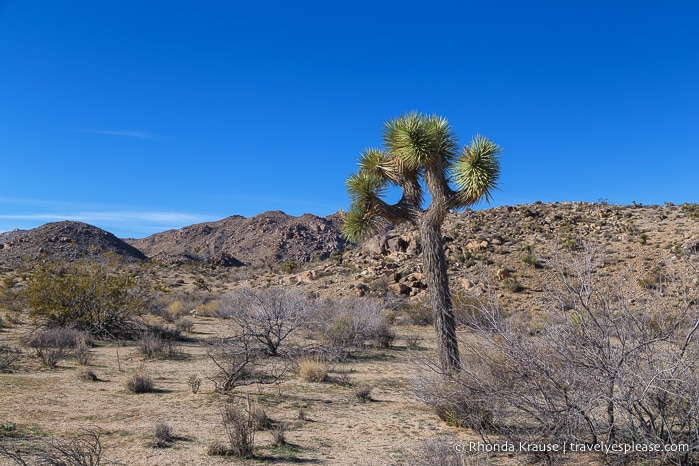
[0,221,146,265]
[128,211,347,267]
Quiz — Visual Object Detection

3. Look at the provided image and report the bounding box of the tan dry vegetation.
[0,317,467,465]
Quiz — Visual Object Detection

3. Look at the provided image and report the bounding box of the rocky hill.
[127,210,347,267]
[0,221,146,267]
[0,229,25,244]
[2,204,699,314]
[218,202,699,322]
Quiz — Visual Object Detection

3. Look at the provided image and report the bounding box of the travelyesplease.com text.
[454,441,689,455]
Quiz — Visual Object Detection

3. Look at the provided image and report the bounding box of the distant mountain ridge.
[2,204,698,297]
[126,210,347,267]
[0,221,146,266]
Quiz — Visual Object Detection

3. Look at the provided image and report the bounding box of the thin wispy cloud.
[0,212,208,224]
[75,129,155,140]
[0,206,215,238]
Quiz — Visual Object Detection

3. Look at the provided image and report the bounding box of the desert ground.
[0,315,474,465]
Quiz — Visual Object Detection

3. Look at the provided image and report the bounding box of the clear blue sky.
[1,1,697,238]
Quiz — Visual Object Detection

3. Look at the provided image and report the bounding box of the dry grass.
[297,357,329,383]
[0,317,467,465]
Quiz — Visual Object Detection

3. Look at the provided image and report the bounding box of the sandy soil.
[0,318,470,465]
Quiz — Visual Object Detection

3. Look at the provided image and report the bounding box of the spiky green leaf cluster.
[452,135,502,203]
[343,112,502,242]
[341,206,381,243]
[346,171,386,204]
[357,148,388,178]
[382,111,457,170]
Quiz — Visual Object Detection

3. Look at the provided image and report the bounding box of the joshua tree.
[342,112,502,372]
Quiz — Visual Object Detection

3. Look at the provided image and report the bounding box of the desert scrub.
[138,330,178,359]
[125,367,155,393]
[402,301,434,326]
[218,287,315,356]
[23,327,93,368]
[22,258,150,339]
[353,383,373,402]
[0,344,22,373]
[297,357,328,383]
[402,438,467,466]
[187,374,202,394]
[151,422,174,448]
[221,403,255,458]
[174,316,194,333]
[310,297,393,357]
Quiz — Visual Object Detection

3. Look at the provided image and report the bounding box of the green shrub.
[403,302,434,326]
[23,259,150,339]
[681,203,699,218]
[521,253,537,267]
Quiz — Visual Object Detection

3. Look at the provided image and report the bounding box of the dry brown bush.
[419,245,699,464]
[297,357,329,383]
[218,287,315,356]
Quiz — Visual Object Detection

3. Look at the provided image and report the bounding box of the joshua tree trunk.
[420,218,461,372]
[342,112,502,374]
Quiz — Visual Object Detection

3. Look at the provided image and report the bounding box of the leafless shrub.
[138,331,178,359]
[271,422,287,446]
[126,367,155,393]
[221,403,255,458]
[144,323,182,341]
[426,245,699,464]
[173,316,193,333]
[309,297,393,358]
[24,327,89,351]
[40,427,103,465]
[218,287,315,356]
[35,347,66,369]
[353,383,373,402]
[74,342,94,366]
[413,374,493,430]
[404,334,423,350]
[0,427,104,466]
[206,440,228,456]
[249,405,272,431]
[206,334,288,394]
[152,423,173,448]
[23,328,94,368]
[186,374,202,394]
[402,300,434,326]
